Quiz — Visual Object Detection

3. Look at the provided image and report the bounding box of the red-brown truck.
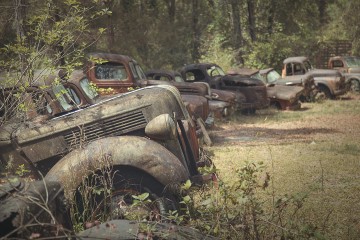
[328,56,360,92]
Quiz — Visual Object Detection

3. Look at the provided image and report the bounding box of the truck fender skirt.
[45,136,189,190]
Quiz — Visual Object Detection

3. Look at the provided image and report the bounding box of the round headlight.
[145,114,177,140]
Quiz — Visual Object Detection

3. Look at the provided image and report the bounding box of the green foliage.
[15,164,30,177]
[0,0,106,126]
[179,161,324,239]
[243,32,294,71]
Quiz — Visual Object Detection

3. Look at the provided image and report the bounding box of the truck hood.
[145,80,210,98]
[266,85,304,100]
[348,67,360,74]
[275,75,304,86]
[210,89,236,103]
[221,75,265,86]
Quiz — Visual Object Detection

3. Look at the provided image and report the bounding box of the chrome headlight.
[211,92,219,99]
[145,114,177,140]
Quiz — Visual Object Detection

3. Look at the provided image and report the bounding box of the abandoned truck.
[258,68,316,102]
[0,73,211,223]
[179,63,269,114]
[61,69,208,156]
[83,53,212,125]
[145,69,236,118]
[281,56,347,99]
[328,56,360,92]
[231,68,304,110]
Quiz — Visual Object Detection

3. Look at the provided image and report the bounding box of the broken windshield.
[344,56,360,67]
[206,66,225,77]
[266,70,281,83]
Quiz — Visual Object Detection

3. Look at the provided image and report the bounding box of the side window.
[185,70,204,81]
[80,78,99,100]
[66,88,81,105]
[185,72,195,81]
[286,64,293,76]
[32,92,51,115]
[95,62,128,81]
[294,63,303,75]
[129,62,146,80]
[159,76,170,81]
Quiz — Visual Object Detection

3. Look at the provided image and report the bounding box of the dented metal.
[179,63,269,113]
[234,68,304,110]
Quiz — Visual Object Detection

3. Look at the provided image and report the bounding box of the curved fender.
[45,136,189,191]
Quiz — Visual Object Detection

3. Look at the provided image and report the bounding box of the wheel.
[73,167,178,225]
[350,79,360,92]
[270,102,282,110]
[317,85,333,99]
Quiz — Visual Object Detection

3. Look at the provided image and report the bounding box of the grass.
[206,93,360,239]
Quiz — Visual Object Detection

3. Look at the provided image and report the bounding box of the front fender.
[45,136,189,190]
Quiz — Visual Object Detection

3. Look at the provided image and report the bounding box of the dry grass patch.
[206,94,360,239]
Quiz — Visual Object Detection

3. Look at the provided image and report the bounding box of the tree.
[0,0,106,126]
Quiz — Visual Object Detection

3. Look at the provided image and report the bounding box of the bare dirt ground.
[209,94,360,147]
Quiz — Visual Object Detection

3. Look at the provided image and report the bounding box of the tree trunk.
[191,0,201,61]
[247,0,256,42]
[53,8,66,67]
[105,0,115,51]
[317,0,326,25]
[230,0,244,64]
[165,0,176,23]
[14,0,27,71]
[267,0,275,34]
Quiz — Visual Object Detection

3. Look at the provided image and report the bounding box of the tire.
[350,79,360,92]
[73,166,178,224]
[270,102,282,110]
[317,85,333,99]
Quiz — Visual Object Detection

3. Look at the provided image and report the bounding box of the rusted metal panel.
[45,136,190,190]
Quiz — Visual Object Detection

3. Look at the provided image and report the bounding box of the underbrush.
[183,162,326,239]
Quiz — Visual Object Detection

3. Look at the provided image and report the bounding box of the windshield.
[266,70,281,83]
[206,66,225,77]
[251,72,263,80]
[95,62,128,80]
[130,62,147,80]
[52,84,75,111]
[174,75,184,82]
[344,56,360,67]
[80,77,99,100]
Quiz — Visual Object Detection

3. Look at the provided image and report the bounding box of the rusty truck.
[0,71,211,229]
[281,56,347,99]
[328,56,360,92]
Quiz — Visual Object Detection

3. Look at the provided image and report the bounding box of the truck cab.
[328,56,360,92]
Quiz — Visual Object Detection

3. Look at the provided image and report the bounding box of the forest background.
[1,0,360,76]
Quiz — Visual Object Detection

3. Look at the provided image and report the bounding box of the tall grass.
[202,95,360,239]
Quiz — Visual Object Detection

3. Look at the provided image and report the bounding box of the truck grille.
[178,87,201,95]
[63,110,147,147]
